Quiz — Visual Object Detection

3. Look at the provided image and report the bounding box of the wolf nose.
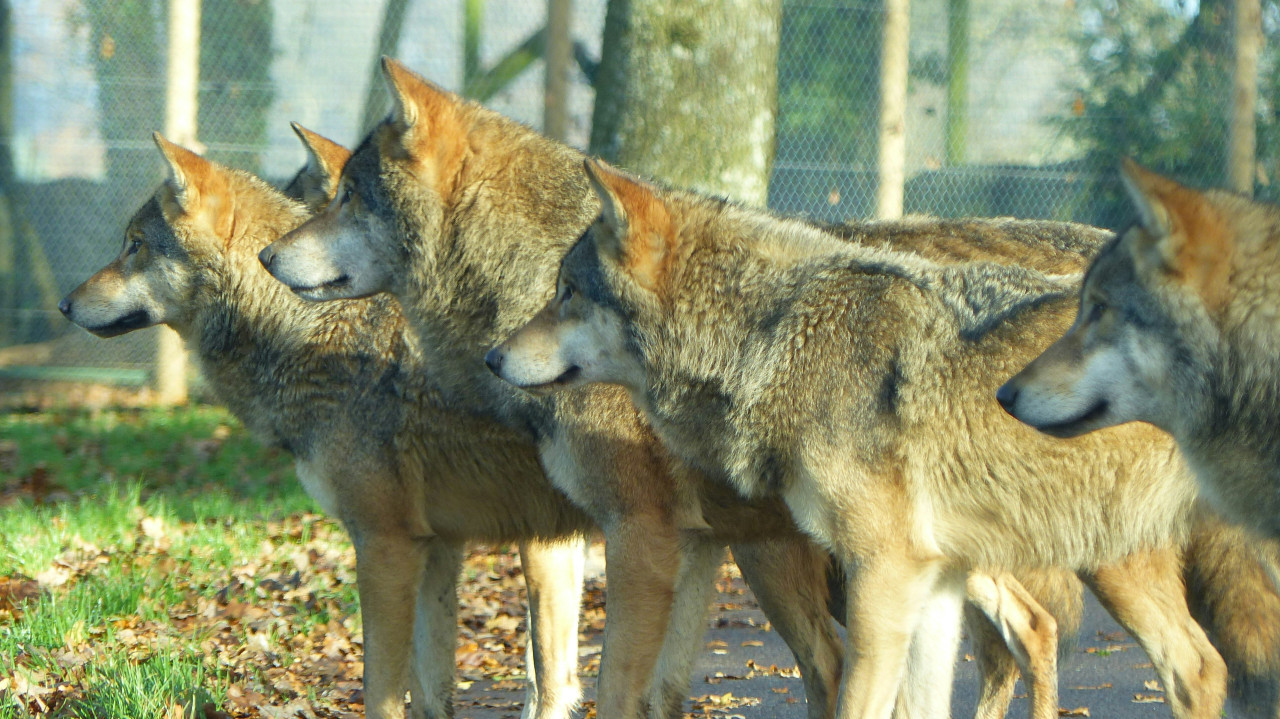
[484,348,504,375]
[995,382,1019,412]
[258,246,276,270]
[57,297,72,317]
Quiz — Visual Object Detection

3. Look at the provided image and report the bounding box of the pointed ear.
[290,122,350,206]
[1120,159,1233,307]
[583,159,673,291]
[152,132,233,240]
[381,56,431,131]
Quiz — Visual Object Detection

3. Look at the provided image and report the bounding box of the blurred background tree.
[1058,0,1275,227]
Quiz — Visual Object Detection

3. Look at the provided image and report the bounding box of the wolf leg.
[405,538,464,719]
[520,536,587,719]
[1084,548,1227,719]
[595,513,682,719]
[893,578,965,719]
[353,529,433,719]
[1182,515,1280,719]
[641,535,723,719]
[836,549,943,719]
[734,539,843,719]
[965,571,1059,719]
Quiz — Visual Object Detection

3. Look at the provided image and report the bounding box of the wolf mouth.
[1033,399,1109,438]
[86,309,152,338]
[517,365,582,394]
[289,274,352,295]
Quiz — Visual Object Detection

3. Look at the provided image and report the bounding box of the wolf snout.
[58,296,72,317]
[995,381,1019,413]
[484,347,504,376]
[258,246,277,270]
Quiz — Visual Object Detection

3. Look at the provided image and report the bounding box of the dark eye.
[127,238,142,255]
[340,184,355,205]
[561,284,574,303]
[1086,300,1106,323]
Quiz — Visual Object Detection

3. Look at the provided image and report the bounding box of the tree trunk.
[1228,0,1260,196]
[157,0,201,405]
[945,0,967,167]
[876,0,909,220]
[589,0,781,207]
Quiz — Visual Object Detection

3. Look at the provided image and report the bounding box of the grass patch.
[0,403,549,718]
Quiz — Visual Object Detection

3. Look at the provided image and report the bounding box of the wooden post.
[1228,0,1260,196]
[157,0,201,404]
[876,0,909,220]
[945,0,967,167]
[544,0,572,141]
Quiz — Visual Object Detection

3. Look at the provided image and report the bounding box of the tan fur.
[61,136,596,719]
[1003,162,1280,540]
[261,64,850,719]
[493,162,1280,719]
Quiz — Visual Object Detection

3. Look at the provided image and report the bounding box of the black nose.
[58,296,72,317]
[995,382,1019,412]
[258,246,275,270]
[484,348,503,375]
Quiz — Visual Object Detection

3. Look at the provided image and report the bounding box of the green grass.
[0,404,364,718]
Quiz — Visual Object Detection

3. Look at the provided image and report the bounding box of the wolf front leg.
[352,528,433,719]
[641,534,725,719]
[520,536,587,719]
[596,512,682,719]
[1084,547,1227,719]
[836,546,943,719]
[733,539,844,719]
[405,539,465,719]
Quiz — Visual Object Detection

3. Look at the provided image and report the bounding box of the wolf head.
[60,133,309,339]
[488,160,678,395]
[260,57,474,302]
[998,160,1278,441]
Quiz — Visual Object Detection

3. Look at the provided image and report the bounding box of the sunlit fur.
[518,161,1280,719]
[1004,162,1280,540]
[60,135,594,719]
[258,58,849,719]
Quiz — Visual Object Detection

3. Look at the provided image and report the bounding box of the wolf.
[485,157,1280,719]
[59,131,597,719]
[254,59,1116,718]
[999,161,1280,542]
[60,132,860,719]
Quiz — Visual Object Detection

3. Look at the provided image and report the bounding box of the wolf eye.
[127,238,142,255]
[1086,301,1107,323]
[561,284,575,303]
[340,184,355,205]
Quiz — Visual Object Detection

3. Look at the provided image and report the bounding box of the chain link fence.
[0,0,1269,384]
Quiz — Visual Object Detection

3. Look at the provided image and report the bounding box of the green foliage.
[199,0,274,173]
[74,0,166,184]
[1058,0,1280,226]
[776,1,882,168]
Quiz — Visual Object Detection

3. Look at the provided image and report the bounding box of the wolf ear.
[152,132,233,240]
[583,159,673,291]
[1120,159,1233,306]
[290,122,350,208]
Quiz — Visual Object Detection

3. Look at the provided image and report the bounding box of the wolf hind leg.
[734,538,844,719]
[1084,548,1227,719]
